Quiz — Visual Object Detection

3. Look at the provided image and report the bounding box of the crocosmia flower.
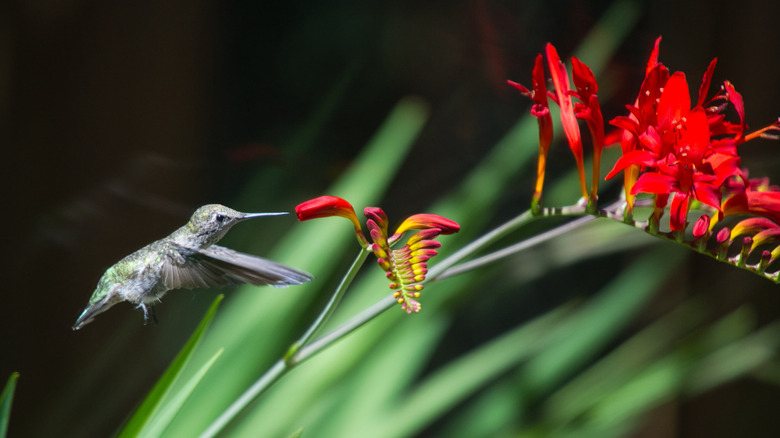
[365,208,459,313]
[296,196,459,313]
[603,38,777,232]
[508,53,552,212]
[509,43,605,212]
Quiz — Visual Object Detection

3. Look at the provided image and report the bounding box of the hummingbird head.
[187,204,288,247]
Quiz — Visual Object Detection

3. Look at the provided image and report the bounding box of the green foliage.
[108,3,780,436]
[0,373,19,438]
[16,1,780,436]
[117,295,223,437]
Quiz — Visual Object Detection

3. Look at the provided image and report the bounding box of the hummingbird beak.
[242,212,289,219]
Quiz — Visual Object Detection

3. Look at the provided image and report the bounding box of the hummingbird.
[73,204,313,330]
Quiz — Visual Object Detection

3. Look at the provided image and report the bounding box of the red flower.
[295,195,367,246]
[365,208,459,314]
[604,39,750,231]
[546,43,588,199]
[508,53,552,211]
[571,57,606,200]
[509,44,605,209]
[295,196,459,313]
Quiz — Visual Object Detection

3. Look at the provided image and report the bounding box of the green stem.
[200,205,608,437]
[426,209,535,281]
[433,199,627,281]
[199,248,370,438]
[288,247,372,358]
[434,216,596,281]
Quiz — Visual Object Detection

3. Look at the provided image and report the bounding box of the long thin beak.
[242,212,289,219]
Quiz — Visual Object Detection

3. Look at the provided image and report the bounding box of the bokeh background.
[5,0,780,436]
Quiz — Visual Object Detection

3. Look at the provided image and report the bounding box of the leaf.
[0,372,19,438]
[286,427,304,438]
[142,348,224,437]
[117,294,224,437]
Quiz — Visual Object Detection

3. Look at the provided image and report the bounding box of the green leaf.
[0,372,19,438]
[118,294,224,437]
[286,427,304,438]
[142,348,224,437]
[163,97,431,437]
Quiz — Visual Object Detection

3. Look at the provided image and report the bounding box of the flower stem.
[200,205,607,437]
[289,247,372,356]
[199,247,370,438]
[426,209,535,281]
[434,215,596,280]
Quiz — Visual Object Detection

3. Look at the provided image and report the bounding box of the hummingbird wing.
[160,244,239,290]
[194,245,313,287]
[160,243,312,290]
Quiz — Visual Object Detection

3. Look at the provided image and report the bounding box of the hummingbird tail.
[72,294,123,330]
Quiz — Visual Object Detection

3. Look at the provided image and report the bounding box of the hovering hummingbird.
[73,204,312,330]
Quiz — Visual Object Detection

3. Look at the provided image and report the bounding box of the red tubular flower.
[390,213,460,242]
[622,73,721,230]
[296,195,367,246]
[364,207,459,314]
[296,195,459,313]
[296,195,361,228]
[546,43,588,199]
[606,37,668,214]
[604,39,754,232]
[571,56,605,200]
[722,191,780,225]
[508,53,552,211]
[730,217,780,241]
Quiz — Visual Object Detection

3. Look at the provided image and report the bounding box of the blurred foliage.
[119,295,223,437]
[6,0,780,437]
[0,373,18,438]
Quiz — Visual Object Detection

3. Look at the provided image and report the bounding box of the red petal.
[723,81,746,133]
[394,214,460,236]
[571,57,598,97]
[545,43,583,162]
[631,172,677,195]
[697,57,718,107]
[731,217,780,239]
[605,150,658,180]
[657,72,691,131]
[692,214,710,238]
[692,181,721,210]
[296,195,359,226]
[677,107,710,163]
[507,80,531,95]
[670,191,690,231]
[645,36,662,75]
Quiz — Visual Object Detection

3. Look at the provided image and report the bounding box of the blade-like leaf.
[1,372,19,438]
[142,348,224,437]
[118,294,224,437]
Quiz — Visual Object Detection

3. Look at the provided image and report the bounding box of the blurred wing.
[190,245,312,288]
[160,244,238,290]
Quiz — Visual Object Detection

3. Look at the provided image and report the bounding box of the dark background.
[4,0,780,436]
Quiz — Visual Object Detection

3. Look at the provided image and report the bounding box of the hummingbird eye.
[215,214,226,223]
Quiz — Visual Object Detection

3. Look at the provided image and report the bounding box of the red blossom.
[571,57,606,199]
[296,195,459,313]
[391,214,460,241]
[546,43,588,199]
[508,53,553,209]
[296,195,366,246]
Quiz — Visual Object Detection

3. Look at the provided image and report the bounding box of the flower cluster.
[512,37,780,278]
[296,196,459,312]
[509,43,606,212]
